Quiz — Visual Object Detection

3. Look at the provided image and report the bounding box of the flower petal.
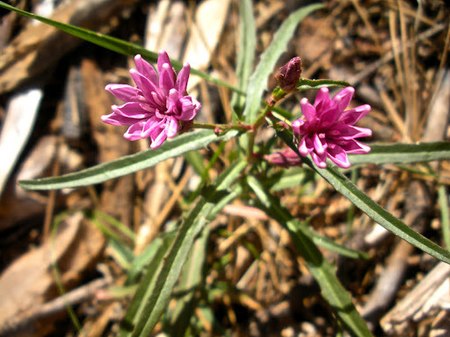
[165,116,180,138]
[176,63,190,93]
[179,96,201,121]
[314,87,331,111]
[157,51,171,73]
[300,98,317,121]
[150,129,168,149]
[124,122,146,140]
[311,151,327,168]
[134,54,158,85]
[159,63,176,93]
[327,144,351,168]
[340,104,371,125]
[339,139,371,154]
[333,87,354,112]
[313,133,327,155]
[105,84,140,102]
[112,102,149,119]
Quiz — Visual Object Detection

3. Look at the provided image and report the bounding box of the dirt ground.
[0,0,449,336]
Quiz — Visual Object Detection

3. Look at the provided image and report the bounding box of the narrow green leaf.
[350,142,450,165]
[438,185,450,250]
[247,176,372,337]
[0,1,243,94]
[120,234,176,333]
[167,227,210,336]
[231,0,256,117]
[297,78,350,91]
[19,130,239,190]
[243,3,323,123]
[120,162,246,337]
[313,163,450,264]
[275,126,450,264]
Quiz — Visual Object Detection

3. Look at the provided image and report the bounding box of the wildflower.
[102,52,201,149]
[292,87,371,168]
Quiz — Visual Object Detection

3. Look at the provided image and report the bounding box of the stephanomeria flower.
[102,52,201,149]
[292,87,371,168]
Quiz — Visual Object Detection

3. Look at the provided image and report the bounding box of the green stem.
[192,122,251,133]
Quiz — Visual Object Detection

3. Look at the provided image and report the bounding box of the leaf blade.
[19,130,239,190]
[247,176,373,337]
[350,142,450,165]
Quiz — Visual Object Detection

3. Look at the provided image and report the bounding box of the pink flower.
[292,87,371,168]
[102,52,201,149]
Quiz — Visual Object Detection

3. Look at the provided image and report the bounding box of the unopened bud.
[275,56,302,92]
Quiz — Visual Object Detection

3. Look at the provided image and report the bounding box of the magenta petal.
[101,112,136,126]
[314,87,331,110]
[134,54,158,85]
[159,63,176,93]
[113,102,149,119]
[176,63,190,93]
[179,96,201,120]
[311,151,327,168]
[105,84,140,102]
[333,87,354,112]
[300,98,317,121]
[124,122,145,140]
[150,129,168,149]
[292,119,303,135]
[312,133,327,154]
[165,116,179,138]
[298,137,313,156]
[157,51,171,73]
[129,69,159,102]
[340,104,371,125]
[341,139,371,154]
[141,116,163,138]
[327,145,351,168]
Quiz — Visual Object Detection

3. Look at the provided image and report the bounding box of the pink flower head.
[292,87,371,168]
[102,52,201,149]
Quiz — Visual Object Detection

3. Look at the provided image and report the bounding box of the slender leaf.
[350,142,450,165]
[19,130,239,190]
[438,185,450,250]
[167,227,210,336]
[120,162,246,337]
[313,163,450,264]
[297,78,350,91]
[0,1,243,94]
[231,0,256,117]
[120,234,176,333]
[243,3,323,123]
[247,176,372,337]
[275,126,450,264]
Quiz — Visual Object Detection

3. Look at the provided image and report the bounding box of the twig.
[0,277,111,337]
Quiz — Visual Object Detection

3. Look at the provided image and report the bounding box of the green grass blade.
[0,1,243,94]
[120,161,246,337]
[313,163,450,264]
[231,0,256,118]
[246,176,372,337]
[350,142,450,165]
[19,130,239,190]
[243,3,322,124]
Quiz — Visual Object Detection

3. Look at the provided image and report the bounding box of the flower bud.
[275,56,302,92]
